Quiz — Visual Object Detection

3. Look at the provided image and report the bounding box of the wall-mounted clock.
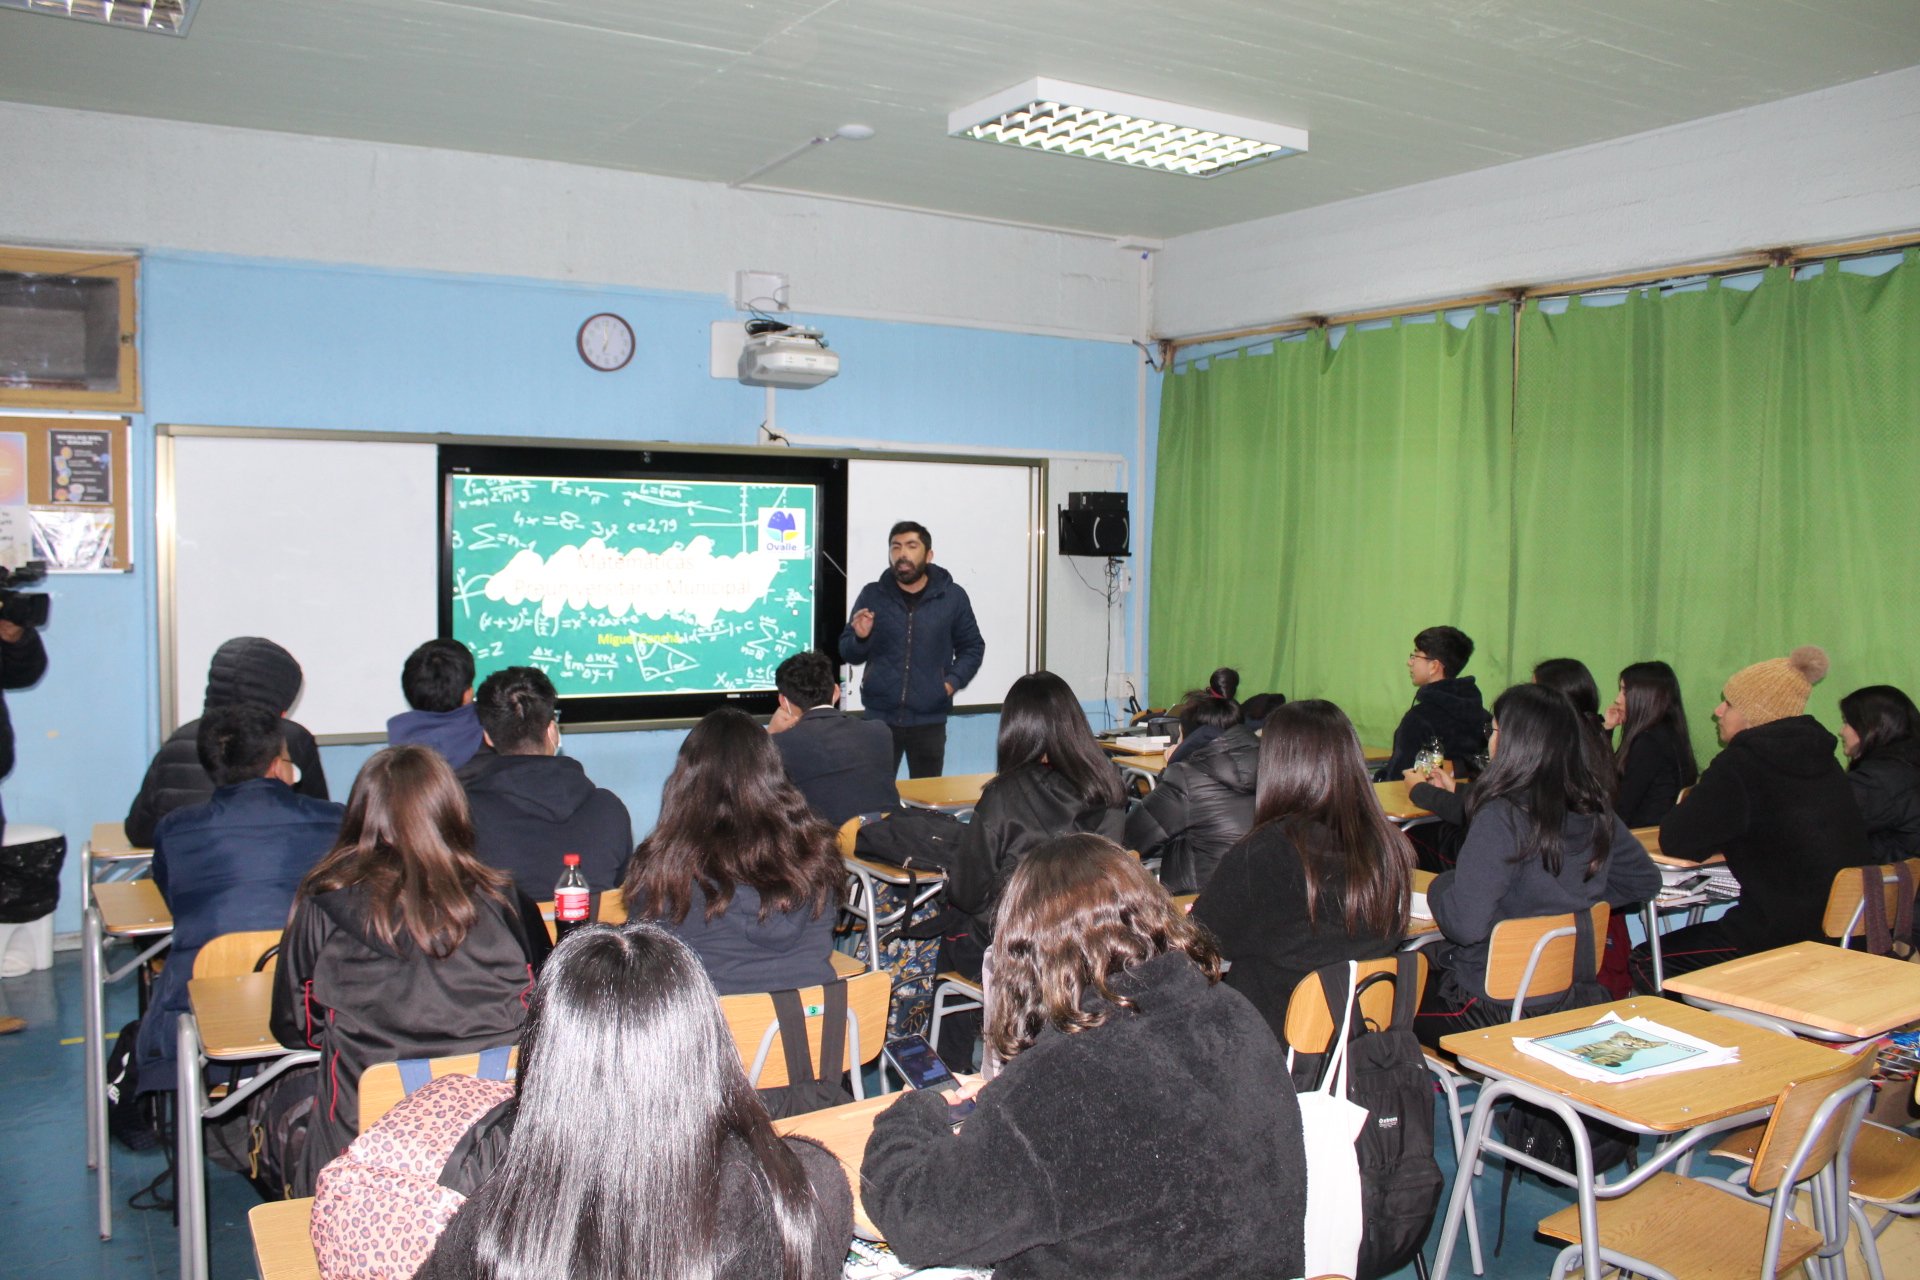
[577,313,635,371]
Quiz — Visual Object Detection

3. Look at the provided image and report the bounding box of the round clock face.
[577,313,635,371]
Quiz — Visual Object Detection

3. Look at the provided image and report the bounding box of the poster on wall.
[49,429,112,504]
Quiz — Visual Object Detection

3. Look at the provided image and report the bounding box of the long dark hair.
[1533,658,1614,793]
[457,923,835,1280]
[1252,700,1412,938]
[1467,684,1615,879]
[986,834,1219,1061]
[995,671,1125,810]
[301,745,511,958]
[625,708,842,926]
[1615,661,1699,787]
[1178,667,1243,736]
[1840,685,1920,770]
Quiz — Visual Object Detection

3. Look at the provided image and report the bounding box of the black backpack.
[1297,956,1445,1280]
[853,808,965,875]
[754,979,857,1120]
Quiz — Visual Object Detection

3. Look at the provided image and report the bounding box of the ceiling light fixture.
[948,78,1306,178]
[730,124,876,189]
[1,0,195,35]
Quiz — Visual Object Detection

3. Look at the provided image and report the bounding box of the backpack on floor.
[238,1063,321,1200]
[106,1018,161,1152]
[310,1049,515,1280]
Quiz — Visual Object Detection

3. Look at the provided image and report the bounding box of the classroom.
[2,4,1920,1279]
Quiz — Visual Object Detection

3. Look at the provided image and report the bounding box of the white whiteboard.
[842,459,1039,710]
[169,436,439,738]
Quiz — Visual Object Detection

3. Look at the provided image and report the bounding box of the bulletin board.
[0,415,131,571]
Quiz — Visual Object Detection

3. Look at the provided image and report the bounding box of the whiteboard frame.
[157,424,1050,742]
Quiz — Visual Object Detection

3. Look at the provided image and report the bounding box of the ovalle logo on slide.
[758,507,806,558]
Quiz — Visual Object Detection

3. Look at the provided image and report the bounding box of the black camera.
[0,562,50,629]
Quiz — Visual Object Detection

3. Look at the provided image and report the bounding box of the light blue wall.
[11,250,1139,933]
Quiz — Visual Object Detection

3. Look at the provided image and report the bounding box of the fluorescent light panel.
[948,78,1306,178]
[2,0,195,35]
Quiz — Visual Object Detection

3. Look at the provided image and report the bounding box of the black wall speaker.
[1058,491,1130,557]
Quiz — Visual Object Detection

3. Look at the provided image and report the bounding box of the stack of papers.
[1410,891,1432,920]
[1113,736,1172,753]
[1516,1012,1738,1084]
[1657,865,1741,907]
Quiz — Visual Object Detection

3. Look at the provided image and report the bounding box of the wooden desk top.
[1116,753,1169,774]
[1441,997,1850,1133]
[188,972,286,1060]
[90,820,149,854]
[1172,893,1197,912]
[249,1197,319,1280]
[1362,745,1392,764]
[92,880,171,935]
[844,854,947,885]
[1662,941,1920,1039]
[1374,780,1433,822]
[772,1094,894,1237]
[1633,824,1727,868]
[1407,868,1439,935]
[896,773,994,808]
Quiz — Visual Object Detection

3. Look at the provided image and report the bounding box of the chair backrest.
[1746,1046,1878,1194]
[534,889,629,943]
[1483,904,1610,1006]
[1283,954,1428,1056]
[721,969,891,1089]
[192,929,283,979]
[358,1046,521,1131]
[837,817,862,856]
[1821,860,1920,939]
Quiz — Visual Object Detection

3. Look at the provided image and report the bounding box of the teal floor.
[1,947,1737,1280]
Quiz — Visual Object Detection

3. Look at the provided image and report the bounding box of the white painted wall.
[1156,66,1920,338]
[0,101,1141,343]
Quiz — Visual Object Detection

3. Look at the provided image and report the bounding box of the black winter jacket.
[771,706,901,825]
[1124,724,1258,893]
[1661,716,1873,953]
[0,624,46,786]
[837,564,985,727]
[862,950,1307,1279]
[1849,743,1920,865]
[1615,724,1693,829]
[1382,676,1493,780]
[458,752,633,901]
[948,762,1128,952]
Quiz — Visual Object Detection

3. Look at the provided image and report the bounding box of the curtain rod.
[1164,228,1920,354]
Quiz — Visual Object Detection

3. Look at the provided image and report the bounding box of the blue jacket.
[837,564,985,727]
[135,778,345,1092]
[387,703,484,769]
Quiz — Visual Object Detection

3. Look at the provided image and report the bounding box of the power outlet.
[1107,671,1139,701]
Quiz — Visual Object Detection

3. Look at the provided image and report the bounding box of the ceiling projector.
[738,319,840,389]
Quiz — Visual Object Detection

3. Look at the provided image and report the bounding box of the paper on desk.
[1410,891,1432,920]
[1514,1012,1738,1085]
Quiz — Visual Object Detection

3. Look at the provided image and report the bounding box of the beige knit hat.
[1723,646,1829,727]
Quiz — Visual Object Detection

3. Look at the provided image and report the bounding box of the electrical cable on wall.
[1066,552,1126,728]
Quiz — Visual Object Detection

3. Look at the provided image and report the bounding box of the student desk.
[82,820,154,885]
[1363,745,1392,764]
[179,973,320,1280]
[1406,868,1439,938]
[82,877,172,1240]
[250,1197,320,1280]
[1663,940,1920,1041]
[896,773,994,810]
[773,1094,896,1239]
[1431,996,1851,1280]
[1101,741,1171,789]
[1632,826,1728,992]
[842,856,948,969]
[1373,780,1433,824]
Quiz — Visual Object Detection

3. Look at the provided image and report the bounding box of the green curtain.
[1150,310,1513,747]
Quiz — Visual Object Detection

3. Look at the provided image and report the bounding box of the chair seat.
[935,971,982,995]
[1537,1172,1824,1280]
[1713,1118,1920,1205]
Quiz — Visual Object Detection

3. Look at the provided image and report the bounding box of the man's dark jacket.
[0,625,47,790]
[1848,742,1920,865]
[1661,715,1872,953]
[1124,723,1258,894]
[386,703,484,769]
[772,705,901,825]
[1382,675,1493,780]
[458,752,632,900]
[862,950,1307,1280]
[837,564,985,727]
[134,777,344,1091]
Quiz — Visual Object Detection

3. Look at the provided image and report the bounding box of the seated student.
[410,922,853,1280]
[862,835,1307,1279]
[946,671,1127,980]
[272,745,550,1195]
[1239,690,1286,730]
[1193,699,1413,1042]
[1603,661,1699,828]
[1532,657,1613,780]
[124,636,329,846]
[1839,685,1920,865]
[624,707,841,995]
[459,665,632,900]
[1633,648,1873,986]
[767,649,900,825]
[1167,666,1241,764]
[133,705,345,1094]
[385,639,484,769]
[1124,710,1259,894]
[1415,683,1660,1047]
[1380,625,1493,782]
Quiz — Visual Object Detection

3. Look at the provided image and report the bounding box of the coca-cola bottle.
[554,854,591,942]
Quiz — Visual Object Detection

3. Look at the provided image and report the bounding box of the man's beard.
[893,560,926,585]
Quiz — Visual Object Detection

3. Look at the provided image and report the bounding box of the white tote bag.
[1290,961,1368,1280]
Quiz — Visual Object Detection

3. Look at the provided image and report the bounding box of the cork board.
[2,416,131,571]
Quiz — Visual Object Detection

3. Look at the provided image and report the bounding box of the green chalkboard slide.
[449,473,819,698]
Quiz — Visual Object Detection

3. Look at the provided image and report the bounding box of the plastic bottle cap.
[564,854,580,865]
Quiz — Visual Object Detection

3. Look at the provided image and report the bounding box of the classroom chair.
[721,968,892,1098]
[1537,1047,1877,1280]
[928,971,983,1058]
[248,1197,319,1280]
[358,1046,520,1131]
[838,815,944,973]
[533,889,627,943]
[1823,859,1920,951]
[191,930,282,978]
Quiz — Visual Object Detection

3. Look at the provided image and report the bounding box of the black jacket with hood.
[1848,742,1920,865]
[1661,715,1873,952]
[124,637,329,847]
[1615,722,1693,829]
[1382,675,1493,781]
[457,752,633,901]
[1124,723,1259,894]
[837,564,985,728]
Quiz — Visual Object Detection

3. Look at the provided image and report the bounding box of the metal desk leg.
[83,904,111,1239]
[1642,902,1664,992]
[177,1013,207,1280]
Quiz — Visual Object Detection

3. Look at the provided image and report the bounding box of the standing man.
[839,521,985,778]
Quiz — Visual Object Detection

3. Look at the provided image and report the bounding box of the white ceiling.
[2,0,1917,239]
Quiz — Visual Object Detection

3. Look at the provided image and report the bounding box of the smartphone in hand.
[882,1034,975,1124]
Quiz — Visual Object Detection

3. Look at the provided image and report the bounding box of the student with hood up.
[124,636,330,847]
